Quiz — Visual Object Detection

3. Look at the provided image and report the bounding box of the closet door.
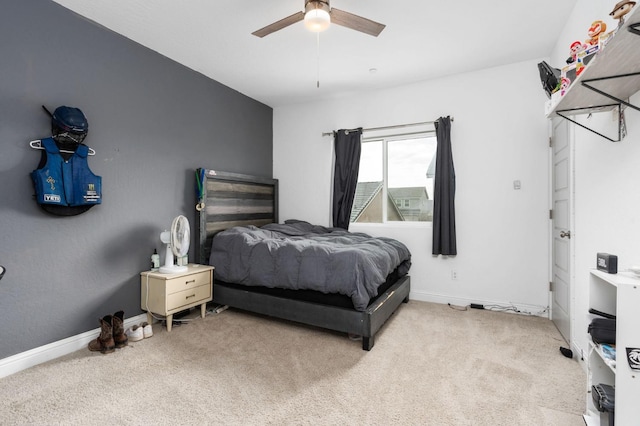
[551,118,573,344]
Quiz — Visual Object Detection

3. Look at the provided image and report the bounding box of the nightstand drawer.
[166,284,212,311]
[165,270,210,294]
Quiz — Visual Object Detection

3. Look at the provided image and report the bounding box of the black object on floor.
[560,346,573,358]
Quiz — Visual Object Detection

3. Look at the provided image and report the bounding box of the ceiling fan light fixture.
[252,0,384,38]
[304,1,331,32]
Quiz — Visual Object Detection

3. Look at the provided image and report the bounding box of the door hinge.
[549,281,553,291]
[549,209,553,220]
[549,137,553,147]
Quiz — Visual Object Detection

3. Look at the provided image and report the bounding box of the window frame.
[353,128,437,226]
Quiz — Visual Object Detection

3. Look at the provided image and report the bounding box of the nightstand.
[140,264,214,331]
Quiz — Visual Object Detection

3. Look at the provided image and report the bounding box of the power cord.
[473,302,549,316]
[489,304,549,316]
[145,273,165,322]
[451,301,549,316]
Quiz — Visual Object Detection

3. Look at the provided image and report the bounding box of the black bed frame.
[195,169,410,350]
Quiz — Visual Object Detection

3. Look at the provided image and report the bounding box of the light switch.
[513,180,521,190]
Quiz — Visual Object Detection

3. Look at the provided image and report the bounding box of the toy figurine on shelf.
[576,56,587,76]
[560,76,571,96]
[610,0,636,27]
[566,40,586,64]
[586,20,607,46]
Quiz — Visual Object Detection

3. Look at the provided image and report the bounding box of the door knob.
[560,230,571,239]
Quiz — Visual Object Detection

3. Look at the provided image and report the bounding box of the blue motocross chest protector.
[31,137,101,206]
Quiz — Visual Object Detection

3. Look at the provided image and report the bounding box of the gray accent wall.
[0,0,273,359]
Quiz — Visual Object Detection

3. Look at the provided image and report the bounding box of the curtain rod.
[321,117,454,137]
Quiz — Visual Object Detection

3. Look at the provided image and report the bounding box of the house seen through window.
[350,133,437,223]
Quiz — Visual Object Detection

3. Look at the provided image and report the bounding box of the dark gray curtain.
[432,116,457,255]
[332,128,362,230]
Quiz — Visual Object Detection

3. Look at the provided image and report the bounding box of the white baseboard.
[0,313,147,379]
[410,291,550,318]
[572,341,588,373]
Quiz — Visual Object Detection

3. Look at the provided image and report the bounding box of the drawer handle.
[185,279,196,285]
[186,294,196,299]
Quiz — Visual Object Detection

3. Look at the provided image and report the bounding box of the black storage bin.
[592,383,615,426]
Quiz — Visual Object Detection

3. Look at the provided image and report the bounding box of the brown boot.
[112,310,128,348]
[88,315,115,354]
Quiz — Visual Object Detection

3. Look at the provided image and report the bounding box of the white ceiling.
[51,0,577,108]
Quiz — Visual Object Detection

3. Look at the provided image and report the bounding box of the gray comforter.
[209,220,411,311]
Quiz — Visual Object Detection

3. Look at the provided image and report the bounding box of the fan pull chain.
[316,32,321,88]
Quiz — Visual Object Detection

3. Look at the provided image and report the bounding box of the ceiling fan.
[252,0,386,38]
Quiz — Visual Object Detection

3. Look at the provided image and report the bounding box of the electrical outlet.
[451,270,458,280]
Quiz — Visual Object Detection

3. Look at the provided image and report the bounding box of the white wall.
[274,59,551,312]
[550,0,640,358]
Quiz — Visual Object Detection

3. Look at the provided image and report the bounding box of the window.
[350,132,437,224]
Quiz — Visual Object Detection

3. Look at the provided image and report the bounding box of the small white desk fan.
[159,215,190,274]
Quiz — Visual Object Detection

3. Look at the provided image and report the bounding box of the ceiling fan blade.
[252,11,305,38]
[329,8,385,37]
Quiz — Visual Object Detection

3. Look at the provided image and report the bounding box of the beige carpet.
[0,301,585,425]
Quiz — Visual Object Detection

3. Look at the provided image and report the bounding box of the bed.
[195,168,411,350]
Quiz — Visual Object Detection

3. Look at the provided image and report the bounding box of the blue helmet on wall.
[52,106,88,133]
[52,106,88,144]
